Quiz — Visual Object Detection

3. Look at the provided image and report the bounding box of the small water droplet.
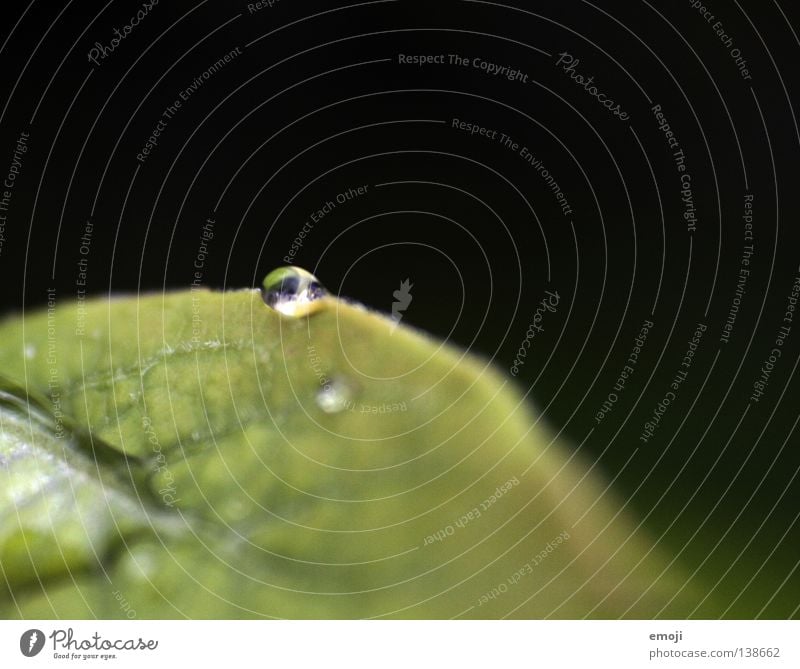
[261,266,327,317]
[315,378,355,414]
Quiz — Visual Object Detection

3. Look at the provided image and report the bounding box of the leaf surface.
[0,289,700,618]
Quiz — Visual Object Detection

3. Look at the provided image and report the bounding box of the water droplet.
[315,378,355,414]
[261,266,327,317]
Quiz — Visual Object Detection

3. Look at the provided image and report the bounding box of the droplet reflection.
[316,378,355,414]
[260,266,327,317]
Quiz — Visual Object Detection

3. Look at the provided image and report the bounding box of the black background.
[1,0,799,617]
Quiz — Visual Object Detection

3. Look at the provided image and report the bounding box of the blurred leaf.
[0,288,701,618]
[0,377,172,590]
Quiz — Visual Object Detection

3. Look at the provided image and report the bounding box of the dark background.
[1,0,798,617]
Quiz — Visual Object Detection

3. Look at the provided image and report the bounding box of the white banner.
[0,620,797,668]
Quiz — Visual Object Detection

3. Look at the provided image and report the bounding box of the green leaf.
[0,288,702,618]
[0,378,172,590]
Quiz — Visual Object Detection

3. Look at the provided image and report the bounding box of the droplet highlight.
[260,266,327,317]
[315,378,355,414]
